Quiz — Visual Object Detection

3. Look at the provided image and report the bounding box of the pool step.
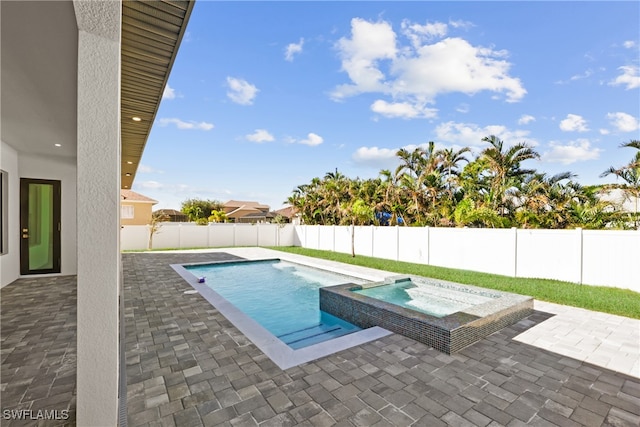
[278,323,357,349]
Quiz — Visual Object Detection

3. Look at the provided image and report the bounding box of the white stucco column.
[74,1,122,425]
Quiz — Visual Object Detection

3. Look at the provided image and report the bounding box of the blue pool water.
[186,260,367,349]
[354,278,494,317]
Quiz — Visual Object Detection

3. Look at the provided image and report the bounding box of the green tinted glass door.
[20,179,61,274]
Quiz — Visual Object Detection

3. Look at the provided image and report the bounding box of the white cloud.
[401,19,448,48]
[299,133,324,146]
[542,139,602,165]
[607,112,640,132]
[569,69,593,81]
[434,121,535,147]
[609,65,640,90]
[332,18,526,106]
[157,118,214,131]
[555,71,592,85]
[599,128,610,135]
[559,114,589,132]
[352,146,399,169]
[138,164,164,174]
[448,19,474,30]
[284,38,304,61]
[136,180,164,190]
[623,40,636,49]
[392,38,524,102]
[352,141,469,170]
[332,18,397,100]
[246,129,275,143]
[518,114,535,125]
[226,77,259,105]
[162,84,176,100]
[370,99,437,119]
[456,103,470,114]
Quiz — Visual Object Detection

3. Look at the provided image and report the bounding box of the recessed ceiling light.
[54,144,62,147]
[132,117,142,122]
[124,185,128,188]
[126,161,133,165]
[125,173,131,176]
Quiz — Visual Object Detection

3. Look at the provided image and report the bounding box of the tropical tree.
[147,211,169,250]
[286,135,637,230]
[395,147,424,179]
[377,169,406,225]
[439,146,471,195]
[600,140,640,229]
[479,135,540,219]
[208,210,228,223]
[342,198,374,257]
[181,198,223,222]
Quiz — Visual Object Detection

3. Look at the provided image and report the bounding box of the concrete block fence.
[121,223,639,292]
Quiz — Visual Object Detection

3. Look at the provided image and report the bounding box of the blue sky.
[135,1,640,211]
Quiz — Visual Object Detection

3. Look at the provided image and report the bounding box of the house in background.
[223,200,273,223]
[275,205,299,224]
[1,1,194,425]
[154,208,188,222]
[121,189,158,226]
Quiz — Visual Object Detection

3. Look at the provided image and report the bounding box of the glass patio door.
[20,179,61,275]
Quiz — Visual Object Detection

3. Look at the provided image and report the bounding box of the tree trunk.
[351,223,355,257]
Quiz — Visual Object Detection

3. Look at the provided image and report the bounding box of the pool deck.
[0,247,638,426]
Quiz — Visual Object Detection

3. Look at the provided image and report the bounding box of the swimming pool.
[184,259,365,349]
[172,258,392,369]
[353,277,495,318]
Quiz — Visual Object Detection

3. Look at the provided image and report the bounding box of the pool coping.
[170,258,393,370]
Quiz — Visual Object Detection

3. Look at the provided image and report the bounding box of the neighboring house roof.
[154,209,184,216]
[120,189,158,204]
[223,200,271,220]
[241,211,276,220]
[275,206,297,218]
[224,200,270,210]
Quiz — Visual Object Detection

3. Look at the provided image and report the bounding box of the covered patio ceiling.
[121,0,195,189]
[1,1,194,190]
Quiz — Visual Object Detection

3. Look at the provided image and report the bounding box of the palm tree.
[600,141,640,229]
[395,147,424,179]
[377,169,406,225]
[439,146,471,191]
[516,172,578,228]
[480,135,540,218]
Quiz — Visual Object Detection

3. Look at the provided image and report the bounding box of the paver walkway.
[514,301,639,378]
[1,248,639,426]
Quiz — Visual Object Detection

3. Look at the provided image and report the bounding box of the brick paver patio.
[1,249,639,426]
[1,276,77,426]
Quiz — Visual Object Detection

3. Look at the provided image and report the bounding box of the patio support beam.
[74,1,122,425]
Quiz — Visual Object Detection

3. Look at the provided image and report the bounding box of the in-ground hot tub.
[320,276,533,354]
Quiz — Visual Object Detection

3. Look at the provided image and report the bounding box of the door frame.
[20,178,61,275]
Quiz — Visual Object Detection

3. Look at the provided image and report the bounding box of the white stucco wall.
[74,0,122,425]
[0,140,20,287]
[18,153,78,277]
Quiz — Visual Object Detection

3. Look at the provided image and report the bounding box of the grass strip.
[269,246,640,320]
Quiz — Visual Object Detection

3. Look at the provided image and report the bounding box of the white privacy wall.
[292,225,638,292]
[516,229,583,283]
[581,230,640,289]
[430,228,517,276]
[121,224,640,291]
[121,223,296,251]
